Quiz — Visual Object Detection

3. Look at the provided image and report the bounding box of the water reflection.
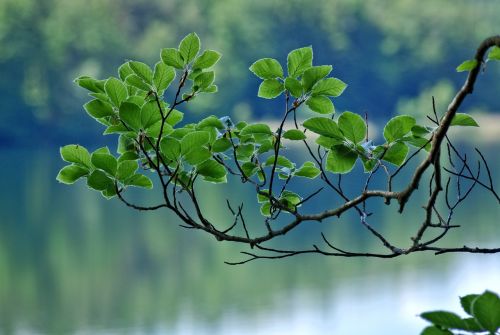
[0,146,498,334]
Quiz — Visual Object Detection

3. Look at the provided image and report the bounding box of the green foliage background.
[1,0,499,145]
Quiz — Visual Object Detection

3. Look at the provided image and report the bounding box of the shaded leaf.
[382,142,409,166]
[119,102,142,130]
[471,290,500,332]
[87,170,114,191]
[116,160,138,181]
[326,145,357,174]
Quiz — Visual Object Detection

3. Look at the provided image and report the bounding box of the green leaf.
[160,137,181,161]
[212,137,232,152]
[488,46,500,61]
[116,160,138,181]
[118,63,134,81]
[456,59,478,72]
[383,115,416,143]
[118,152,139,162]
[260,202,271,217]
[382,142,409,166]
[197,116,225,130]
[196,159,226,179]
[249,58,284,79]
[236,143,255,161]
[283,129,306,140]
[241,162,259,178]
[202,84,218,93]
[302,65,332,92]
[240,123,273,136]
[420,311,467,330]
[450,113,479,127]
[184,147,211,165]
[311,78,347,97]
[179,33,200,64]
[104,77,128,107]
[404,136,431,152]
[181,131,210,155]
[284,77,303,97]
[306,96,334,114]
[87,170,114,191]
[125,74,151,91]
[60,145,92,168]
[56,165,89,184]
[264,155,294,169]
[471,290,500,332]
[287,46,313,78]
[194,71,215,89]
[295,161,321,179]
[125,174,153,189]
[280,190,301,209]
[84,99,115,119]
[193,50,222,69]
[117,135,135,154]
[165,109,184,126]
[460,294,480,316]
[303,117,344,139]
[74,76,105,93]
[119,102,142,130]
[257,190,270,203]
[161,48,184,69]
[338,111,366,144]
[153,62,175,92]
[258,79,285,99]
[141,101,162,129]
[420,326,454,335]
[91,152,117,176]
[326,145,357,174]
[101,183,117,199]
[128,61,153,84]
[316,135,343,148]
[412,125,432,137]
[461,318,484,332]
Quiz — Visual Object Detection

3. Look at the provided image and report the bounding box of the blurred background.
[0,0,499,334]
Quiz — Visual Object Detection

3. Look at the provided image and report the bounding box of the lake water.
[0,145,499,335]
